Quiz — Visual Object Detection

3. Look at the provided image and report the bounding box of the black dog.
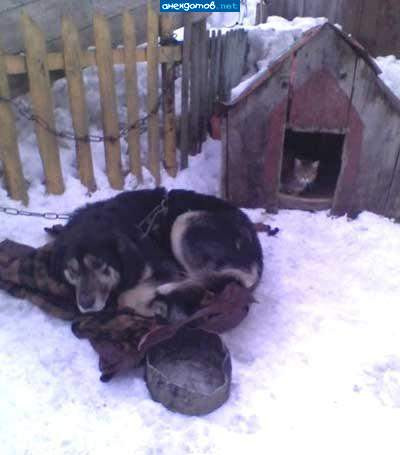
[50,188,263,319]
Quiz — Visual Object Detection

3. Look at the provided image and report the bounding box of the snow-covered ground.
[2,193,400,454]
[2,12,400,455]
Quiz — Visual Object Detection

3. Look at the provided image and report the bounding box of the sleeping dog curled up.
[50,188,263,320]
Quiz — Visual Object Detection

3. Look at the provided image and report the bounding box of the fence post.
[122,10,143,183]
[180,14,192,169]
[160,14,177,177]
[21,12,64,195]
[93,12,123,190]
[147,0,161,185]
[0,40,28,204]
[61,16,96,192]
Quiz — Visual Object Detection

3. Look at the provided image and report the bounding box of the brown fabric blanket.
[0,239,254,381]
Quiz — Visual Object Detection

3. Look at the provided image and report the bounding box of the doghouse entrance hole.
[280,129,344,205]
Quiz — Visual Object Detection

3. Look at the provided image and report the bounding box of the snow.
[2,199,400,454]
[375,56,400,100]
[2,9,400,455]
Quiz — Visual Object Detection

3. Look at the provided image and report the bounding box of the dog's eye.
[102,267,111,277]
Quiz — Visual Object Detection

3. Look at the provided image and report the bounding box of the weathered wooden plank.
[21,12,64,194]
[231,29,247,89]
[261,1,268,23]
[303,0,337,21]
[219,32,229,102]
[189,21,202,154]
[208,30,216,116]
[199,19,209,143]
[279,0,297,20]
[225,57,291,210]
[93,12,123,189]
[333,0,364,39]
[146,0,160,184]
[255,3,261,26]
[338,57,400,218]
[0,39,27,204]
[358,0,400,57]
[220,113,228,199]
[179,14,191,169]
[62,16,96,192]
[5,46,182,75]
[266,0,285,17]
[263,0,400,57]
[122,10,142,182]
[288,25,357,132]
[213,30,222,103]
[160,14,177,177]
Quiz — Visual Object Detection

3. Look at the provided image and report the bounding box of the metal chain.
[0,66,180,222]
[138,196,168,238]
[0,93,162,144]
[0,206,71,220]
[0,197,168,237]
[0,65,180,144]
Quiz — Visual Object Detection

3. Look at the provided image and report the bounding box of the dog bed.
[0,238,254,382]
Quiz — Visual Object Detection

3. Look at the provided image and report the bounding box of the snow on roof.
[225,20,400,114]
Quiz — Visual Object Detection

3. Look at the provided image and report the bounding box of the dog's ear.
[114,232,146,288]
[49,240,69,282]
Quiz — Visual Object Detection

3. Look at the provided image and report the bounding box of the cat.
[280,155,320,196]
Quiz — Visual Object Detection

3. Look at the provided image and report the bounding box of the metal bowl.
[145,328,231,415]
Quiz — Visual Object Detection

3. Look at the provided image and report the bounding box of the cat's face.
[294,158,319,185]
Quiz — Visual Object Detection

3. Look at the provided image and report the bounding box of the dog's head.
[52,229,148,314]
[63,254,120,313]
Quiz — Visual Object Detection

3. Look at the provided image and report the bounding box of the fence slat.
[21,13,64,195]
[255,3,261,25]
[61,16,96,192]
[180,14,192,169]
[261,1,269,23]
[0,40,28,204]
[190,21,201,154]
[208,30,216,116]
[147,0,160,185]
[199,19,209,143]
[214,30,222,103]
[122,10,142,183]
[93,12,123,190]
[161,14,177,177]
[219,32,229,101]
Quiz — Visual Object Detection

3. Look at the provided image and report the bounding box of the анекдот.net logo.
[160,0,240,12]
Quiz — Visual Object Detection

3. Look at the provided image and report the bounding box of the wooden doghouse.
[219,23,400,218]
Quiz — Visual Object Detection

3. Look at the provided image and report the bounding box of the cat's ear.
[294,158,302,168]
[312,161,320,170]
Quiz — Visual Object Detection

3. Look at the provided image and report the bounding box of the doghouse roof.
[223,22,400,112]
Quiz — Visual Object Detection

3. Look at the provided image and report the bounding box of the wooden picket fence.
[0,4,248,205]
[181,25,248,157]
